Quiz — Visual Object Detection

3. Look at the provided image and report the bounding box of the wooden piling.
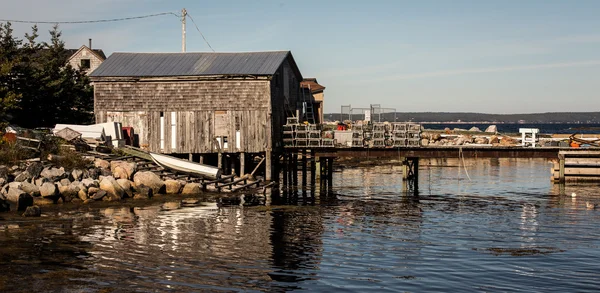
[266,150,272,181]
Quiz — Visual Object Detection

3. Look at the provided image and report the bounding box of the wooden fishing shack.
[90,51,304,180]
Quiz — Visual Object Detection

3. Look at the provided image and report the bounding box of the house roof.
[301,78,326,93]
[66,46,107,61]
[90,51,301,79]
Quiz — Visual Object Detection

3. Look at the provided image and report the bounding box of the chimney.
[89,38,92,49]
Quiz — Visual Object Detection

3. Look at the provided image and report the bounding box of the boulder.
[22,205,41,217]
[13,171,31,182]
[35,177,48,187]
[40,182,58,198]
[71,169,84,181]
[33,197,55,205]
[20,182,40,197]
[0,165,8,181]
[181,183,202,195]
[88,187,100,196]
[81,178,99,189]
[41,167,67,181]
[5,187,33,211]
[420,138,429,146]
[161,201,181,210]
[58,184,80,203]
[468,127,482,132]
[87,168,100,180]
[500,136,518,146]
[92,190,107,201]
[78,188,88,201]
[26,162,43,178]
[133,184,153,199]
[0,177,5,187]
[182,198,201,207]
[474,137,489,144]
[165,180,182,194]
[94,159,110,170]
[116,179,133,198]
[99,176,125,200]
[485,125,498,133]
[110,161,137,180]
[489,135,500,144]
[59,178,72,187]
[454,135,473,145]
[133,172,165,195]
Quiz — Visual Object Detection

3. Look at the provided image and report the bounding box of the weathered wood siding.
[94,80,271,154]
[270,59,300,151]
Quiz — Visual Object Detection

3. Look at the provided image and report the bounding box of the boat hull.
[149,153,222,179]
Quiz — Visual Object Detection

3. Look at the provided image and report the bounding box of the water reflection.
[1,158,600,292]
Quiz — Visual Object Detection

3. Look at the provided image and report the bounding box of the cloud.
[374,60,600,81]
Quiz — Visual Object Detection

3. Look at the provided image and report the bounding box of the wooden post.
[266,150,272,181]
[293,153,298,187]
[230,155,236,176]
[188,153,193,161]
[327,158,333,181]
[218,152,222,169]
[559,154,565,184]
[199,155,204,164]
[301,149,307,188]
[310,150,316,187]
[401,157,408,181]
[283,153,288,187]
[240,152,245,176]
[315,155,321,180]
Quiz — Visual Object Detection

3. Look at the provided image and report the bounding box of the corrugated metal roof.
[90,51,292,77]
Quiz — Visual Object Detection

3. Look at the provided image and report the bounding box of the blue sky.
[4,0,600,114]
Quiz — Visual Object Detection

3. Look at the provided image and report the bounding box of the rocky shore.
[0,158,213,216]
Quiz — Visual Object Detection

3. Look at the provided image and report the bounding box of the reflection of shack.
[90,51,304,180]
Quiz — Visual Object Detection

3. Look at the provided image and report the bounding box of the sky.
[3,0,600,114]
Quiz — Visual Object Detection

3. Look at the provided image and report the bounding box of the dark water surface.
[2,158,600,292]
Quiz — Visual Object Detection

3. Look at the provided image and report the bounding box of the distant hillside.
[325,112,600,123]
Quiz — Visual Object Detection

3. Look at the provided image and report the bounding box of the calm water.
[2,158,600,292]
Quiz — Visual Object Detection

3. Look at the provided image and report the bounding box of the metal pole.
[182,8,187,52]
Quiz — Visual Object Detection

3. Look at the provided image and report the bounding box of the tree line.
[0,22,93,129]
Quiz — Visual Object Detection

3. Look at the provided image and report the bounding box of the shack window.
[80,59,91,69]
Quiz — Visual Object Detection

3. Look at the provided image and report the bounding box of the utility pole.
[181,8,187,52]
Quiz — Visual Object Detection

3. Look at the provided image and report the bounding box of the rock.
[22,206,41,217]
[71,198,82,204]
[500,136,518,146]
[181,183,202,195]
[161,201,181,210]
[133,172,165,195]
[431,133,442,141]
[92,190,107,200]
[41,167,66,181]
[165,180,182,194]
[182,198,201,206]
[33,197,55,205]
[100,168,112,177]
[81,178,99,189]
[40,182,58,198]
[133,184,153,199]
[421,138,429,146]
[5,187,33,211]
[110,161,137,180]
[78,188,88,201]
[13,171,31,182]
[468,127,482,132]
[116,179,133,198]
[58,184,80,203]
[474,137,489,144]
[26,162,44,178]
[99,176,125,200]
[20,182,40,197]
[71,169,84,181]
[0,178,5,187]
[35,177,48,187]
[489,135,500,144]
[454,135,473,145]
[94,159,110,170]
[60,178,72,187]
[485,125,498,133]
[0,165,8,181]
[83,199,93,204]
[87,168,100,180]
[88,187,100,196]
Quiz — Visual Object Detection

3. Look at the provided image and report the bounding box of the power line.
[0,12,179,24]
[186,12,215,52]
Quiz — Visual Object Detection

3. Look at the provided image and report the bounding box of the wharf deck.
[286,146,571,159]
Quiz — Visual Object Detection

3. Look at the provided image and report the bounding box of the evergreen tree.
[0,22,22,128]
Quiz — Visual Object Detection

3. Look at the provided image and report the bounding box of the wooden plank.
[565,168,600,176]
[565,158,600,166]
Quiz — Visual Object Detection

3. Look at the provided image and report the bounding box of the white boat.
[149,152,222,179]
